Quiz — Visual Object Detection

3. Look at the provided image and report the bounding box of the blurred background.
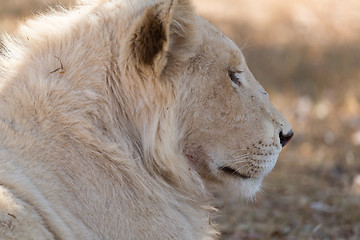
[1,0,359,239]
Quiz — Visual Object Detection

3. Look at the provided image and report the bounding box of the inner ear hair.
[131,0,175,66]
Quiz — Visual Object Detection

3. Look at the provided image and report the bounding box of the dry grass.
[1,0,360,239]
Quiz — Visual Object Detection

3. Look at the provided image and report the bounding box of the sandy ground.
[1,0,360,239]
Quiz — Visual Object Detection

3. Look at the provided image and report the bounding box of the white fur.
[0,0,292,239]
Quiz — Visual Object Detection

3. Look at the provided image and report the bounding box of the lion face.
[177,19,293,199]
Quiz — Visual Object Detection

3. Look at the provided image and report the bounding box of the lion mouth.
[219,166,251,179]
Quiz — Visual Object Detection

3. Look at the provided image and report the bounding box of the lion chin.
[217,153,280,201]
[227,178,263,201]
[0,0,293,239]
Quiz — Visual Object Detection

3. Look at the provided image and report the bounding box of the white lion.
[0,0,293,239]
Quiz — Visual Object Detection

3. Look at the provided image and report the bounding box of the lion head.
[115,0,294,201]
[118,0,293,200]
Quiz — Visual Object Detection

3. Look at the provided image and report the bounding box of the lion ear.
[122,0,176,75]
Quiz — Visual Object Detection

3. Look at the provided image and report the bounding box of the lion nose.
[279,130,294,147]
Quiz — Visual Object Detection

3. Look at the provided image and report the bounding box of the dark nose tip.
[279,130,294,147]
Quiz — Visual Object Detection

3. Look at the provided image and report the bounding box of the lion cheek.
[184,145,214,177]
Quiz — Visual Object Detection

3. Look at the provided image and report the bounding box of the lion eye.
[228,70,243,86]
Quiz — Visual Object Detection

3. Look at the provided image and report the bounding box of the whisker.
[224,159,250,164]
[232,164,253,174]
[228,154,256,161]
